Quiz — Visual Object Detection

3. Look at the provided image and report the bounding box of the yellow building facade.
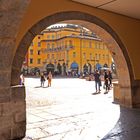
[26,24,112,74]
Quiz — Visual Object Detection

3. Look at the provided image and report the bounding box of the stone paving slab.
[23,78,121,140]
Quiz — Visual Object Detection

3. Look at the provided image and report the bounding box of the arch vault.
[0,0,140,139]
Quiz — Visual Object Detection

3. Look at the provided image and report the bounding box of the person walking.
[108,70,113,89]
[104,71,109,93]
[20,72,25,86]
[47,71,52,87]
[94,70,101,93]
[40,73,45,87]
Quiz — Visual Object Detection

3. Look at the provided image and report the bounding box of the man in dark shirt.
[94,70,101,93]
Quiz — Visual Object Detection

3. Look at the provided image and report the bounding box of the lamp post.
[54,59,57,75]
[66,47,70,75]
[80,37,82,73]
[79,25,84,73]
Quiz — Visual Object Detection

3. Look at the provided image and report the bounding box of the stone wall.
[0,0,30,139]
[0,86,26,139]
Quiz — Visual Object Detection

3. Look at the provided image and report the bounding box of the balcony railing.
[41,46,74,53]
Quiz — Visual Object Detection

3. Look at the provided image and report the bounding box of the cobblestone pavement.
[22,77,136,140]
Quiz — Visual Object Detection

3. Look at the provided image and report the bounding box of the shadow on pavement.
[92,92,101,95]
[34,86,42,88]
[101,107,140,140]
[42,86,49,88]
[104,91,109,94]
[34,86,49,88]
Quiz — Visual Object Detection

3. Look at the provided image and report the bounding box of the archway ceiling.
[71,0,140,20]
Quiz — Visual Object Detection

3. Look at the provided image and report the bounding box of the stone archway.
[12,11,134,108]
[9,11,138,139]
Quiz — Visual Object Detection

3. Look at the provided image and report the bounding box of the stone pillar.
[115,80,140,108]
[113,83,132,108]
[0,86,26,139]
[0,87,12,139]
[113,83,120,103]
[119,85,132,108]
[11,86,26,139]
[131,80,140,108]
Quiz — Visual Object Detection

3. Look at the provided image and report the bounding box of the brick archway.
[12,11,134,107]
